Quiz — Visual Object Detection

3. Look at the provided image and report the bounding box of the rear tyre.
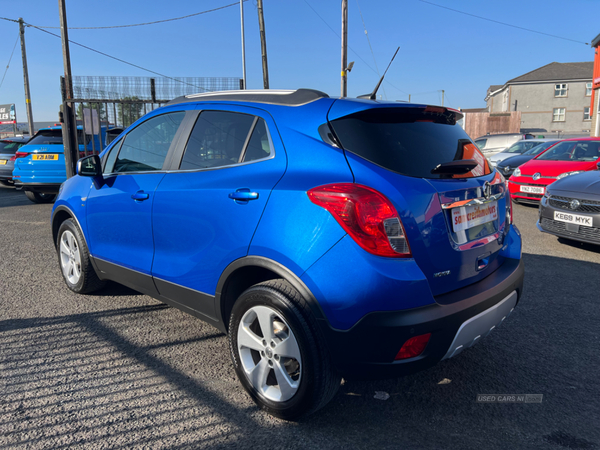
[57,219,105,294]
[228,279,340,420]
[25,191,56,203]
[0,180,13,187]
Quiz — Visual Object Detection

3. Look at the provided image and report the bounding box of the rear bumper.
[13,182,61,193]
[318,257,524,379]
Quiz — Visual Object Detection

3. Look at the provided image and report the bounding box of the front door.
[86,110,187,293]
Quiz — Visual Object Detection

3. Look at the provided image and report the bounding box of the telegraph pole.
[58,0,77,178]
[441,89,445,106]
[240,0,247,89]
[341,0,348,97]
[18,18,34,137]
[256,0,269,89]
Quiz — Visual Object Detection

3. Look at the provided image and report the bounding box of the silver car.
[489,138,558,167]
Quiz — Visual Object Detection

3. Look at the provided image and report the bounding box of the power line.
[0,34,19,92]
[418,0,589,45]
[26,24,209,92]
[21,2,245,30]
[302,0,409,96]
[355,0,387,100]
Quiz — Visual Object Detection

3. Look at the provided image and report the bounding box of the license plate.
[520,185,544,194]
[452,201,498,232]
[32,154,59,161]
[0,160,6,165]
[554,211,592,227]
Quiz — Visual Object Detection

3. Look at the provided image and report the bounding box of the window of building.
[585,82,592,97]
[554,84,568,97]
[552,108,566,122]
[584,107,591,121]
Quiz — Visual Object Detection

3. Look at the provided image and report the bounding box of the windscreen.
[536,140,600,162]
[505,141,540,154]
[524,141,557,156]
[27,129,63,146]
[330,108,491,179]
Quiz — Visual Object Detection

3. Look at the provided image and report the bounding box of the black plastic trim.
[154,278,217,321]
[14,182,61,193]
[215,256,327,325]
[93,257,160,297]
[318,258,524,379]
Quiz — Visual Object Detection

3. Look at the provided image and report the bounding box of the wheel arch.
[215,256,326,333]
[52,205,88,250]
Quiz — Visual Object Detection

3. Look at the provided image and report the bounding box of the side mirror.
[77,154,102,177]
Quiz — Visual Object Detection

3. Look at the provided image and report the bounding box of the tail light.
[307,183,411,258]
[395,333,431,360]
[10,151,30,162]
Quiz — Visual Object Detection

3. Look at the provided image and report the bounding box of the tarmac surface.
[1,185,599,449]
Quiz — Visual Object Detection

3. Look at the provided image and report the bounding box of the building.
[485,62,594,137]
[591,33,600,137]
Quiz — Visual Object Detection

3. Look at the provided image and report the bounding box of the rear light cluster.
[10,151,30,162]
[307,183,411,258]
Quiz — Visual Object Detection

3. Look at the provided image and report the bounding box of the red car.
[508,137,600,203]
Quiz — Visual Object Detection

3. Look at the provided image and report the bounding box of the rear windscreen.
[27,130,63,146]
[330,108,491,179]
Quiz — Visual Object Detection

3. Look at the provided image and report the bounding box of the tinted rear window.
[0,141,24,154]
[27,130,63,145]
[330,108,491,179]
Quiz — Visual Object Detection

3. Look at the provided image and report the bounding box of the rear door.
[151,106,286,319]
[328,103,511,297]
[86,109,188,293]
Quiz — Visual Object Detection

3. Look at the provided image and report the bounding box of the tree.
[76,102,107,122]
[117,96,144,128]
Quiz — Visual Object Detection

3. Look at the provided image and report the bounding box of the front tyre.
[57,219,105,294]
[228,279,340,420]
[25,191,56,203]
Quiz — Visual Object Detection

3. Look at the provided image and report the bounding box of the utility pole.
[58,0,77,178]
[18,18,34,137]
[240,0,247,89]
[441,89,445,106]
[256,0,269,89]
[341,0,348,97]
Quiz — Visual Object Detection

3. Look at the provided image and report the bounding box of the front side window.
[586,82,592,96]
[584,107,591,121]
[553,108,566,122]
[112,112,185,173]
[555,83,568,97]
[180,111,271,170]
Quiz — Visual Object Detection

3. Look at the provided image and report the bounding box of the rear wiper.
[431,159,478,175]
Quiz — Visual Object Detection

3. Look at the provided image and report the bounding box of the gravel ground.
[1,185,598,450]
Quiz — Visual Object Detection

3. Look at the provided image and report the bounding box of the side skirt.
[91,257,222,331]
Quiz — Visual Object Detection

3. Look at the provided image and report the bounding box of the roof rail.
[167,88,329,106]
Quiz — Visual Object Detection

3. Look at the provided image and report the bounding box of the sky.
[0,0,598,121]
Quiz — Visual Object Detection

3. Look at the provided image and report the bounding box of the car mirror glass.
[77,155,102,177]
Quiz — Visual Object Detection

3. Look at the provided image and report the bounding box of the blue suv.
[13,125,106,203]
[51,89,524,419]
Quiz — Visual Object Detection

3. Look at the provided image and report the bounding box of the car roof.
[0,136,30,143]
[559,137,600,142]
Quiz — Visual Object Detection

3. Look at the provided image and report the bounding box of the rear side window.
[180,111,256,170]
[330,108,491,179]
[113,112,185,173]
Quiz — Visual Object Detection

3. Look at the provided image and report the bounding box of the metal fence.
[61,75,242,176]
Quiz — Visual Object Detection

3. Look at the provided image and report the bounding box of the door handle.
[131,190,150,201]
[229,188,259,202]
